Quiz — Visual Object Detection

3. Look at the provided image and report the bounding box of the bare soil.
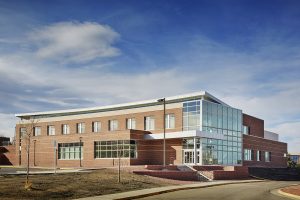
[281,184,300,196]
[0,169,174,200]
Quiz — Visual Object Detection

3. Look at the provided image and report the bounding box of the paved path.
[138,181,300,200]
[77,180,265,200]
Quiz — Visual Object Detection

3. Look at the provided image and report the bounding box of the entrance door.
[184,150,194,164]
[183,150,201,164]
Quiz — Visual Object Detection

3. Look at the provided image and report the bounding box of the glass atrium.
[182,99,242,165]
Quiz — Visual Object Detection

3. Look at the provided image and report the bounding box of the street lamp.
[157,98,166,167]
[79,137,82,167]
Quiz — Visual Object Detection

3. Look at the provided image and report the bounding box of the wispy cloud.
[0,19,299,153]
[28,22,120,63]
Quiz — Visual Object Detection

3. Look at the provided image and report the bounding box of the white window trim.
[77,123,85,134]
[62,124,70,135]
[109,120,119,131]
[145,116,155,131]
[93,121,101,133]
[48,125,55,136]
[126,118,136,130]
[165,113,175,129]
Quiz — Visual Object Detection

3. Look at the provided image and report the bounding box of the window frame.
[92,121,101,133]
[47,125,55,136]
[165,113,175,129]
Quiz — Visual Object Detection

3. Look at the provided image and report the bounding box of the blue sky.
[0,0,299,152]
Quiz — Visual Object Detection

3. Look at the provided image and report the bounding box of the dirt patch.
[0,169,175,199]
[281,184,300,196]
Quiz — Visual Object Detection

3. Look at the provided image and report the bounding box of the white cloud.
[0,114,17,138]
[28,21,120,63]
[269,121,300,153]
[0,22,299,154]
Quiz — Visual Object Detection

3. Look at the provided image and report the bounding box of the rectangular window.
[62,124,70,135]
[94,140,137,159]
[257,150,261,161]
[109,120,118,131]
[92,121,101,133]
[243,125,249,135]
[34,127,41,136]
[265,151,271,162]
[58,142,83,160]
[244,149,253,161]
[77,123,85,134]
[20,127,26,137]
[144,116,155,130]
[165,114,175,129]
[47,125,55,136]
[126,118,136,129]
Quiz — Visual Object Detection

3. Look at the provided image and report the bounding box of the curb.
[79,180,265,200]
[277,187,300,200]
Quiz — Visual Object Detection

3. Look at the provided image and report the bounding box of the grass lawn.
[0,168,173,200]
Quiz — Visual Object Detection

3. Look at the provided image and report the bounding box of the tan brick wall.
[15,107,184,168]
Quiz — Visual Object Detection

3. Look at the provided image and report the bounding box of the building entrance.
[183,149,200,164]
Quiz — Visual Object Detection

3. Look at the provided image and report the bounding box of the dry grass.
[0,169,173,200]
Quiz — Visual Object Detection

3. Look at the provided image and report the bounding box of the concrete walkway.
[76,179,264,200]
[0,166,91,175]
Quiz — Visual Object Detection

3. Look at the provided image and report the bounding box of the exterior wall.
[243,114,264,138]
[243,134,287,167]
[134,139,182,166]
[0,145,16,165]
[13,100,288,169]
[15,107,183,168]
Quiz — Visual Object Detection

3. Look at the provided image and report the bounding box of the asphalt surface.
[138,181,300,200]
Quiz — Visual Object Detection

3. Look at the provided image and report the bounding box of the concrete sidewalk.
[0,166,91,175]
[76,179,265,200]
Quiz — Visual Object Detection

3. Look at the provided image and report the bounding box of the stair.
[177,165,212,181]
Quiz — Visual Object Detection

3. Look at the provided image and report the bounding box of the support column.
[199,138,203,165]
[194,137,197,165]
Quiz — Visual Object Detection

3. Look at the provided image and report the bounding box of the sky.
[0,0,299,152]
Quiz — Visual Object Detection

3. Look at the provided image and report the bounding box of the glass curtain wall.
[202,100,242,165]
[182,99,242,165]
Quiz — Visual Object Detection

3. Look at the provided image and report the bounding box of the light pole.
[157,98,166,167]
[79,137,82,167]
[33,140,36,166]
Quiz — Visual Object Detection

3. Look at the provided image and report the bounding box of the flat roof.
[15,91,230,119]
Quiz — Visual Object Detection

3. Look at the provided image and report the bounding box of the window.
[265,151,271,162]
[92,121,101,133]
[77,123,85,134]
[62,124,70,135]
[243,125,250,135]
[47,125,55,136]
[165,114,175,129]
[126,118,136,129]
[20,127,26,137]
[244,149,253,161]
[257,150,262,161]
[94,140,137,159]
[34,127,41,136]
[109,120,118,131]
[58,143,83,160]
[144,116,155,130]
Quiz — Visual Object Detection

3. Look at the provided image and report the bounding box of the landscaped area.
[0,168,175,200]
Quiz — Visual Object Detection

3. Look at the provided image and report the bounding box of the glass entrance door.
[183,150,200,164]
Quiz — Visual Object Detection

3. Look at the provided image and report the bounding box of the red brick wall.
[243,114,264,138]
[243,134,287,167]
[213,167,249,180]
[133,170,199,181]
[0,145,16,165]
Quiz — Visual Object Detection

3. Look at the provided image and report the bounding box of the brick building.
[13,91,287,168]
